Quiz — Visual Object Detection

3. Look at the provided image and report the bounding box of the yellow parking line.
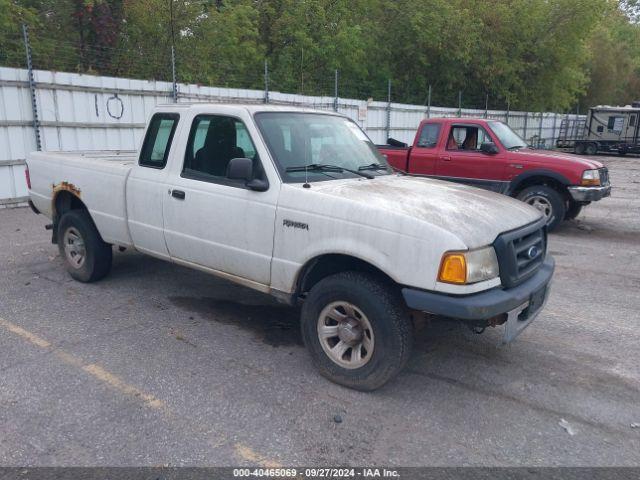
[234,443,282,468]
[1,316,281,466]
[0,317,51,348]
[0,316,164,410]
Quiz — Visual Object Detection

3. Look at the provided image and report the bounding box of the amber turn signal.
[580,178,601,186]
[438,253,467,284]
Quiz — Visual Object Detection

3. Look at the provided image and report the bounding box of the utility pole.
[22,24,41,151]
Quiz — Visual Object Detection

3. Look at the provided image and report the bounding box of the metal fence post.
[333,69,338,112]
[505,99,510,125]
[457,91,462,117]
[264,60,269,104]
[426,85,431,118]
[385,79,391,141]
[551,113,558,147]
[22,24,41,151]
[484,94,488,118]
[523,112,528,142]
[170,45,178,103]
[538,112,543,148]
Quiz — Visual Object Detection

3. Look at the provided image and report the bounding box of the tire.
[516,185,566,231]
[575,143,585,155]
[300,272,413,391]
[585,143,597,155]
[57,209,112,282]
[565,201,583,220]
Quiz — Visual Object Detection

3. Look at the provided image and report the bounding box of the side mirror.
[480,142,499,154]
[226,157,268,191]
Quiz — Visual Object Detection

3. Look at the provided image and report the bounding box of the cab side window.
[446,125,492,151]
[183,115,264,186]
[139,113,179,169]
[417,124,440,148]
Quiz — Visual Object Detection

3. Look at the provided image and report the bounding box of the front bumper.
[568,185,611,202]
[402,256,554,341]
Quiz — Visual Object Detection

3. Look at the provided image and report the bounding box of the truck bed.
[27,150,138,247]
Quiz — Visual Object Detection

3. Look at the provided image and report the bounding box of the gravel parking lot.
[1,155,639,467]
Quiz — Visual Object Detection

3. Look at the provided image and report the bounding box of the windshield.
[255,112,390,183]
[489,121,528,150]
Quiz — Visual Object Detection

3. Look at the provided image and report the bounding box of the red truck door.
[404,122,441,175]
[436,122,508,193]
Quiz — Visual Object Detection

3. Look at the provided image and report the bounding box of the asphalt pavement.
[0,155,639,466]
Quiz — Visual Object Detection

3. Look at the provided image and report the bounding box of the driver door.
[437,124,508,193]
[162,114,277,286]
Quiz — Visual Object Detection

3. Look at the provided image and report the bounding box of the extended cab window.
[417,123,440,148]
[139,113,179,168]
[446,125,492,151]
[183,115,264,186]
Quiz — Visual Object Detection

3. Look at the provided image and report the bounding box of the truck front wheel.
[300,272,413,391]
[516,185,566,231]
[57,210,112,282]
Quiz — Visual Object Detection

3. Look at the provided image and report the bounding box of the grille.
[599,168,610,186]
[493,218,547,288]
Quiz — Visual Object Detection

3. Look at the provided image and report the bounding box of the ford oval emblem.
[526,246,539,260]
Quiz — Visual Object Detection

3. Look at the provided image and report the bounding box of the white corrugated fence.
[0,66,584,204]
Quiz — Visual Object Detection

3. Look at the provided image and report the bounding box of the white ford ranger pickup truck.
[27,104,554,390]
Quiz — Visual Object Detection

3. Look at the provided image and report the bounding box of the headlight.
[581,169,601,186]
[438,246,499,285]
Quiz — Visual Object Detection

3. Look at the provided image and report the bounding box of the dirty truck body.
[27,104,554,390]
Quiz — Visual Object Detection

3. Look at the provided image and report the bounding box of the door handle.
[439,156,451,161]
[171,189,186,200]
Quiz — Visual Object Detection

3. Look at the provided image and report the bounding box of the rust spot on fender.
[51,181,82,217]
[52,181,81,197]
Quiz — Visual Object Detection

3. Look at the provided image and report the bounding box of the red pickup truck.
[378,118,611,230]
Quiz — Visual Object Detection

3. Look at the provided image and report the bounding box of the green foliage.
[1,0,639,111]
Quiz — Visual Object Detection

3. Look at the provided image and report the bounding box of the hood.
[509,148,604,169]
[311,175,542,248]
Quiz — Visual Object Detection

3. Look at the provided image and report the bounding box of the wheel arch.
[295,253,397,298]
[51,187,88,243]
[508,170,571,198]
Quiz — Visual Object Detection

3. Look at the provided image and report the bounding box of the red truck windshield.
[255,112,390,183]
[489,121,528,150]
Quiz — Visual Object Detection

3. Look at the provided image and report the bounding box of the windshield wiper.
[285,163,374,179]
[358,163,389,172]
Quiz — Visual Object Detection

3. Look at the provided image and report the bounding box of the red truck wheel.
[516,185,566,231]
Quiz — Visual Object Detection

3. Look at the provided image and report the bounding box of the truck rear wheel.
[585,143,597,155]
[516,185,566,231]
[300,272,413,391]
[57,210,112,282]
